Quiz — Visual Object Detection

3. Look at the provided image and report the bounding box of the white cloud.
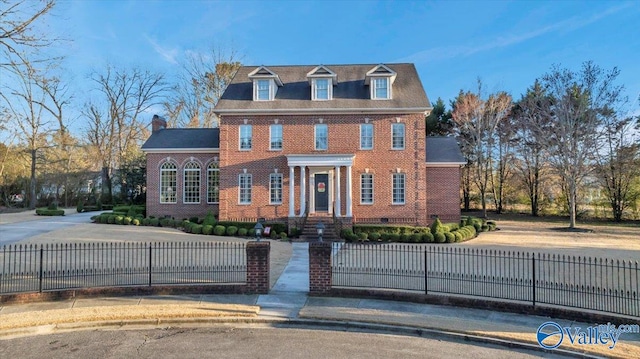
[145,35,179,65]
[397,3,633,64]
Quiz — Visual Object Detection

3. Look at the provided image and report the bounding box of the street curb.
[0,316,604,358]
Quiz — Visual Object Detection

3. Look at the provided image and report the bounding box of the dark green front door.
[315,174,329,211]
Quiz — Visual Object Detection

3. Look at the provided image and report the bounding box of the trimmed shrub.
[380,233,391,242]
[36,208,65,216]
[430,218,445,235]
[202,211,216,227]
[434,232,446,243]
[444,232,455,243]
[123,216,132,225]
[444,223,459,231]
[454,232,463,242]
[357,232,368,241]
[142,218,150,226]
[149,217,160,227]
[191,224,203,234]
[214,225,226,236]
[202,225,214,235]
[279,232,287,240]
[107,215,116,224]
[422,232,434,243]
[409,233,422,243]
[132,218,141,226]
[389,233,400,242]
[189,216,200,224]
[226,226,238,236]
[115,215,124,225]
[270,230,278,239]
[481,224,489,232]
[237,228,248,236]
[77,202,84,213]
[368,232,381,242]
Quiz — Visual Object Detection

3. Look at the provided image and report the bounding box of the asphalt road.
[0,211,99,245]
[0,326,572,359]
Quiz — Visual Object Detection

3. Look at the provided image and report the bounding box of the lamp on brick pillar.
[254,221,264,241]
[316,220,325,242]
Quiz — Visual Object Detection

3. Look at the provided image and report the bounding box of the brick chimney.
[151,115,167,133]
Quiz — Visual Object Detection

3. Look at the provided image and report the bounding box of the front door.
[314,174,329,211]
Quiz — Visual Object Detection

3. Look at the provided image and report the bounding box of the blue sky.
[50,0,640,115]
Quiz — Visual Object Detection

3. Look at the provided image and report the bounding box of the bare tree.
[511,81,552,216]
[0,0,56,67]
[537,62,625,228]
[452,80,512,217]
[166,46,241,128]
[0,58,53,208]
[84,64,168,202]
[595,114,639,221]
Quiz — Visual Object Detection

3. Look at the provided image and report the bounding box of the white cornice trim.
[142,148,219,154]
[215,107,433,116]
[287,154,355,167]
[425,162,466,167]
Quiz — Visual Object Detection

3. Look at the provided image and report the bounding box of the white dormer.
[307,65,337,101]
[248,66,283,101]
[365,64,397,100]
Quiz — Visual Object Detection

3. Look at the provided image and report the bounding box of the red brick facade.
[425,166,462,222]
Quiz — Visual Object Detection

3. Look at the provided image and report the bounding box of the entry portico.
[287,154,355,218]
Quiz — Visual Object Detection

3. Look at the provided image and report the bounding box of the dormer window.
[307,65,337,101]
[248,66,282,101]
[366,64,397,100]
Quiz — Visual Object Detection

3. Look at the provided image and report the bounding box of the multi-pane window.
[270,124,283,150]
[360,123,373,150]
[207,162,219,204]
[239,124,252,150]
[392,123,405,149]
[160,162,177,203]
[269,173,283,204]
[239,173,252,204]
[392,173,405,204]
[373,77,389,99]
[314,78,329,100]
[315,124,328,150]
[183,161,200,204]
[256,79,270,100]
[360,173,374,204]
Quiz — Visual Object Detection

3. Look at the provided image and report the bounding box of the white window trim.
[269,124,283,151]
[391,123,405,150]
[360,173,374,205]
[239,124,252,151]
[254,79,273,101]
[238,173,252,205]
[207,163,219,204]
[360,123,374,150]
[371,77,391,100]
[269,173,283,205]
[160,162,177,204]
[182,162,201,204]
[314,124,328,151]
[312,78,332,101]
[392,173,406,205]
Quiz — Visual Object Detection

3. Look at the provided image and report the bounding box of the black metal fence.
[0,242,246,294]
[332,243,640,318]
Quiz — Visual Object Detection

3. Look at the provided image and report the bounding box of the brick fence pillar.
[309,242,332,295]
[246,241,270,294]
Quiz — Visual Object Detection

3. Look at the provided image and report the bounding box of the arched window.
[207,162,220,204]
[183,161,201,204]
[160,162,177,203]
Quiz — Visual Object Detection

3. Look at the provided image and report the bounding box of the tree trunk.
[569,179,577,229]
[29,149,37,209]
[101,166,112,204]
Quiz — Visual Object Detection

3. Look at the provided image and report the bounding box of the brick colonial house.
[142,63,464,231]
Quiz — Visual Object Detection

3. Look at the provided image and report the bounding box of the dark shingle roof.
[426,137,466,164]
[215,63,430,113]
[142,128,219,150]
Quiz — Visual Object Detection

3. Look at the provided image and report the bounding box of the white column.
[334,166,341,217]
[346,165,353,217]
[309,174,315,214]
[289,166,295,217]
[299,166,306,216]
